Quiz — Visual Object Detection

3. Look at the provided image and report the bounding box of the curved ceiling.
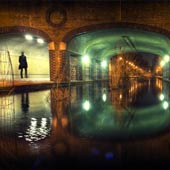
[67,28,170,61]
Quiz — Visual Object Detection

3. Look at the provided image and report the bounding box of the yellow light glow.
[160,60,165,67]
[164,55,170,62]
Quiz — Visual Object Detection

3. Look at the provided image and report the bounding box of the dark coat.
[19,55,28,69]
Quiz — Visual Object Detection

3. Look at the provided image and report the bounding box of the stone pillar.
[48,41,56,81]
[49,41,69,83]
[57,41,69,83]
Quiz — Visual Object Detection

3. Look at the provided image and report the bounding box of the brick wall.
[0,1,170,82]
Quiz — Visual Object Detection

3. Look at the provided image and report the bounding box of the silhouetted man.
[19,52,28,78]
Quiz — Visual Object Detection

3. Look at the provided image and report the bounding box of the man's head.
[21,51,24,55]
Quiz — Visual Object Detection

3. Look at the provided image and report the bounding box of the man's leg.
[25,68,28,78]
[20,68,23,78]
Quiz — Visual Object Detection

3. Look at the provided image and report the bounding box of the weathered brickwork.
[0,1,170,82]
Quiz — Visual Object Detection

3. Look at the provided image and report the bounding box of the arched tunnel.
[1,12,170,170]
[63,24,170,85]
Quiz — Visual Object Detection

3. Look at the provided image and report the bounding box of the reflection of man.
[19,52,28,78]
[21,93,29,113]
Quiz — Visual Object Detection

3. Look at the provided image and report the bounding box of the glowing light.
[164,55,170,62]
[37,38,44,44]
[25,34,33,40]
[102,93,107,102]
[82,100,90,111]
[82,55,90,65]
[101,60,107,68]
[163,101,169,110]
[159,94,164,101]
[160,60,165,67]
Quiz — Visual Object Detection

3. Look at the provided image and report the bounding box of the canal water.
[0,78,170,169]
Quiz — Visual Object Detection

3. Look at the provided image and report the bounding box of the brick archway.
[0,26,52,42]
[0,26,55,81]
[62,22,170,43]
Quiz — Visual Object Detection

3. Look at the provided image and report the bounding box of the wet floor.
[1,78,170,169]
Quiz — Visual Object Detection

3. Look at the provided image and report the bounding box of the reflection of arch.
[62,22,170,42]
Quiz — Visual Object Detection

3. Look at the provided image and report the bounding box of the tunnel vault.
[60,22,170,82]
[62,22,170,58]
[62,22,170,43]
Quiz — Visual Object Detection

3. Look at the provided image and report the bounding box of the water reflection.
[69,79,169,140]
[1,79,170,168]
[21,93,29,113]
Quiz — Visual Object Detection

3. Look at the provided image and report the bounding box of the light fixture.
[37,38,44,44]
[160,60,165,67]
[25,34,33,40]
[82,55,90,65]
[164,55,170,62]
[101,60,107,68]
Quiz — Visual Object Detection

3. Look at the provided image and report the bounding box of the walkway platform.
[0,78,109,94]
[0,78,54,93]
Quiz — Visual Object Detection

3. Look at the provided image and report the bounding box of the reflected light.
[163,101,169,110]
[159,94,164,101]
[41,118,47,127]
[23,117,51,143]
[82,100,90,111]
[25,34,33,40]
[61,117,68,127]
[102,93,107,102]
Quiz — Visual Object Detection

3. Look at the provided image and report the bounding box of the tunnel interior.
[66,27,170,81]
[0,32,50,80]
